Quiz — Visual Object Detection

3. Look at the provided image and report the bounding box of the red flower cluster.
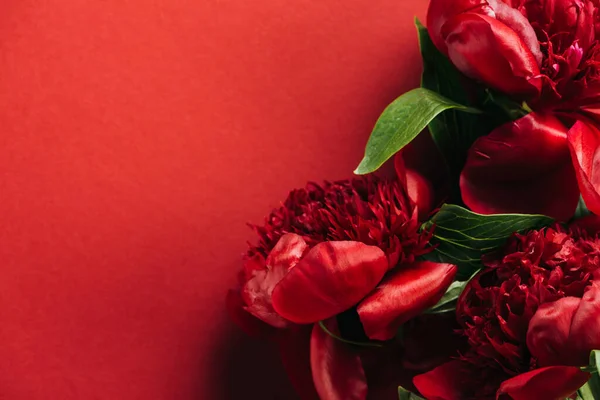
[414,226,600,399]
[229,170,459,399]
[428,0,600,220]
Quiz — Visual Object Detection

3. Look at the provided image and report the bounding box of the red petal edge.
[357,261,457,341]
[272,241,388,324]
[310,320,368,400]
[567,120,600,216]
[497,366,590,400]
[460,112,579,220]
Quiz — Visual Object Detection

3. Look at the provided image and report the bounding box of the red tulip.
[527,283,600,367]
[460,112,579,220]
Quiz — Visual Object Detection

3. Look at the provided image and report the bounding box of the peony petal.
[271,241,388,324]
[226,289,276,338]
[395,153,435,221]
[242,233,308,328]
[497,366,590,400]
[357,261,457,341]
[266,232,309,271]
[443,13,541,98]
[486,0,542,65]
[570,214,600,236]
[426,0,492,55]
[277,326,320,400]
[460,112,579,220]
[413,361,475,400]
[566,283,600,365]
[310,320,368,400]
[526,296,581,367]
[567,120,600,216]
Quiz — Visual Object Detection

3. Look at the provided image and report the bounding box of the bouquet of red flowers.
[228,0,600,398]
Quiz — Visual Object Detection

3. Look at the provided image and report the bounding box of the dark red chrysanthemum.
[247,176,433,270]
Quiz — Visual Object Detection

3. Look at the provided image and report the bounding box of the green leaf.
[416,21,487,182]
[398,387,425,400]
[426,271,476,314]
[354,88,480,175]
[574,196,592,220]
[586,350,600,399]
[422,204,554,279]
[415,20,514,203]
[578,382,595,400]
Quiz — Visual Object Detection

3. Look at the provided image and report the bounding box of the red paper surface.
[0,1,425,398]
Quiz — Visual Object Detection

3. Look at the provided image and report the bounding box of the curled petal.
[310,320,368,400]
[395,153,434,221]
[460,112,579,220]
[413,361,476,400]
[357,261,457,341]
[486,0,542,65]
[443,13,541,98]
[426,0,492,55]
[526,296,581,366]
[242,233,308,328]
[497,366,590,400]
[528,284,600,367]
[272,241,388,324]
[226,289,276,338]
[567,120,600,216]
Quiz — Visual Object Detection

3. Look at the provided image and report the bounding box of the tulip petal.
[426,0,492,55]
[271,241,388,324]
[357,261,457,341]
[460,112,579,220]
[497,366,590,400]
[443,13,541,97]
[242,233,308,328]
[310,320,368,400]
[567,120,600,216]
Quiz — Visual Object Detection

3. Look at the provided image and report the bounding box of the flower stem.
[318,321,384,348]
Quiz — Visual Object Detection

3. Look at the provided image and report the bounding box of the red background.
[0,1,425,398]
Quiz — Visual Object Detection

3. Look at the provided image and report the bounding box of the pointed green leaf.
[426,271,476,314]
[422,204,553,279]
[398,386,425,400]
[585,350,600,399]
[354,88,480,175]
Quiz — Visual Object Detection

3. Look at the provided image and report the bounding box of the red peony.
[228,170,460,400]
[427,0,600,220]
[414,226,600,399]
